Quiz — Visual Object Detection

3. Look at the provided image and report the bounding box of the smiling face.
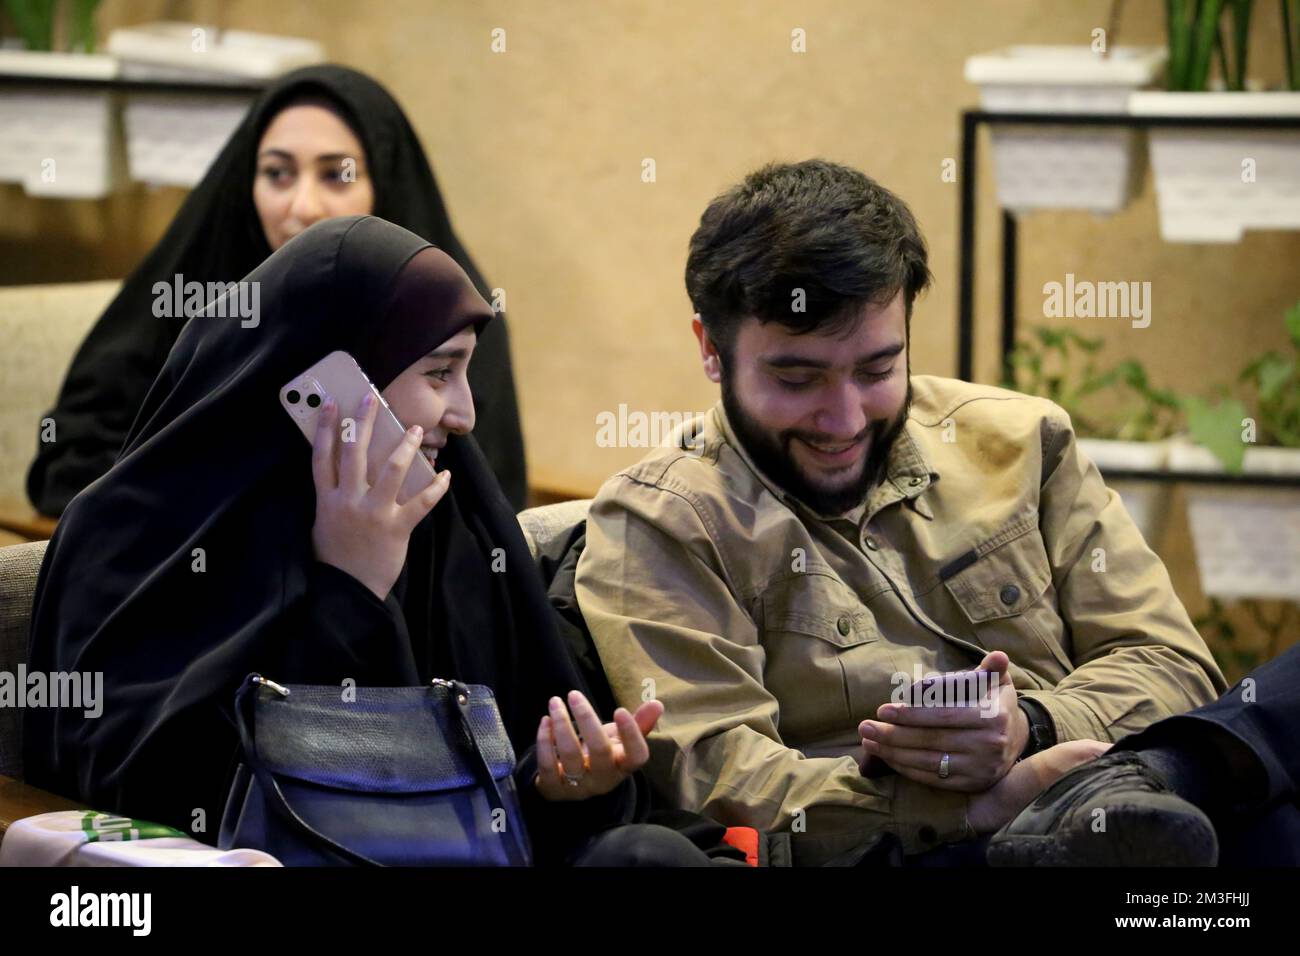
[379,327,478,468]
[252,102,375,251]
[695,291,912,516]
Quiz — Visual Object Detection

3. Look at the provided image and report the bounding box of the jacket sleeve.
[575,478,975,857]
[1021,406,1229,743]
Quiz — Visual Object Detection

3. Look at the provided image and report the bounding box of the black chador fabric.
[22,215,577,840]
[27,64,526,516]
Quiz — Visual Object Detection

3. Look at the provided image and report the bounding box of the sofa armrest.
[0,498,58,542]
[0,775,86,844]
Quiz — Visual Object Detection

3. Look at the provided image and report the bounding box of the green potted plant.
[964,15,1166,215]
[1169,300,1300,599]
[0,0,121,198]
[1129,0,1300,241]
[1007,326,1182,543]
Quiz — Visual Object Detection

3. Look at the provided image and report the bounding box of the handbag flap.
[253,682,517,794]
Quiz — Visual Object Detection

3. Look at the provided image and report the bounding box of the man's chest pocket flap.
[942,522,1054,623]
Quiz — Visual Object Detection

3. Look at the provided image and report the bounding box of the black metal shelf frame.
[0,74,266,96]
[956,108,1300,488]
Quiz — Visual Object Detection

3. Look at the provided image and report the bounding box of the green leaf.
[1285,301,1300,347]
[1256,355,1294,403]
[3,0,56,51]
[67,0,103,53]
[1168,0,1192,89]
[1189,0,1227,92]
[1187,395,1251,471]
[1116,360,1149,390]
[1039,327,1068,353]
[1071,331,1104,353]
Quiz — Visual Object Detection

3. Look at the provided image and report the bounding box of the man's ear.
[691,314,723,384]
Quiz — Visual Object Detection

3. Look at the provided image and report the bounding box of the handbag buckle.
[252,675,291,697]
[431,677,469,705]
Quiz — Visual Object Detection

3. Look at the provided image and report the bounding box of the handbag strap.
[450,682,531,867]
[232,675,528,867]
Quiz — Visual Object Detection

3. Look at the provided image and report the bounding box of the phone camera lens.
[285,389,301,405]
[306,393,322,409]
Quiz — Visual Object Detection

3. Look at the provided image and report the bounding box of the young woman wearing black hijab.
[22,216,727,867]
[26,65,528,516]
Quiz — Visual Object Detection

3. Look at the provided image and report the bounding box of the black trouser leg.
[1113,643,1300,812]
[568,823,716,866]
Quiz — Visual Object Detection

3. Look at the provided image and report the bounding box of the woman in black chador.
[22,216,724,866]
[27,65,527,515]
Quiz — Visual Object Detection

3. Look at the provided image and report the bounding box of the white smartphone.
[280,350,438,505]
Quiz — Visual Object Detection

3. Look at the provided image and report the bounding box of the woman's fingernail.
[408,425,422,441]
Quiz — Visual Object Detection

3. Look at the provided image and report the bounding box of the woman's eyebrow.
[257,148,295,161]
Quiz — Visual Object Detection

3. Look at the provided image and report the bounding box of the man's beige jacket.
[575,375,1226,856]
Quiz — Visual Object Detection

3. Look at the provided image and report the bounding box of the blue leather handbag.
[218,673,532,866]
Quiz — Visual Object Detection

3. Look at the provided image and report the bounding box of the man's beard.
[721,374,912,517]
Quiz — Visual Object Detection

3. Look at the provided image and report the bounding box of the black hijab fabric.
[22,216,582,838]
[27,64,527,516]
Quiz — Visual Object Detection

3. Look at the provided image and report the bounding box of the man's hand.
[858,651,1029,791]
[968,739,1113,832]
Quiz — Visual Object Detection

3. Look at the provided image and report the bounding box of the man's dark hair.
[685,159,932,364]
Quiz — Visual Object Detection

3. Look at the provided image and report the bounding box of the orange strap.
[722,826,760,867]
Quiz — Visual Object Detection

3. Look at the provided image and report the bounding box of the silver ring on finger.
[938,753,951,779]
[562,770,584,787]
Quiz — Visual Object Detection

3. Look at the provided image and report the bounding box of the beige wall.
[3,1,1297,671]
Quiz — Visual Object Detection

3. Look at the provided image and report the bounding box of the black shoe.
[987,750,1218,867]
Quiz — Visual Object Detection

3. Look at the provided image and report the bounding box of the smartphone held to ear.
[280,350,438,505]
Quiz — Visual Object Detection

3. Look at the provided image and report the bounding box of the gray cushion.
[0,540,47,779]
[516,500,592,560]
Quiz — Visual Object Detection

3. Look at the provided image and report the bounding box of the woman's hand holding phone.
[310,393,452,601]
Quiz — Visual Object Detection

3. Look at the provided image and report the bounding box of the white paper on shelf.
[107,21,323,80]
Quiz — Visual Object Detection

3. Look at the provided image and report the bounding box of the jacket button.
[837,615,852,636]
[864,535,879,551]
[999,584,1021,606]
